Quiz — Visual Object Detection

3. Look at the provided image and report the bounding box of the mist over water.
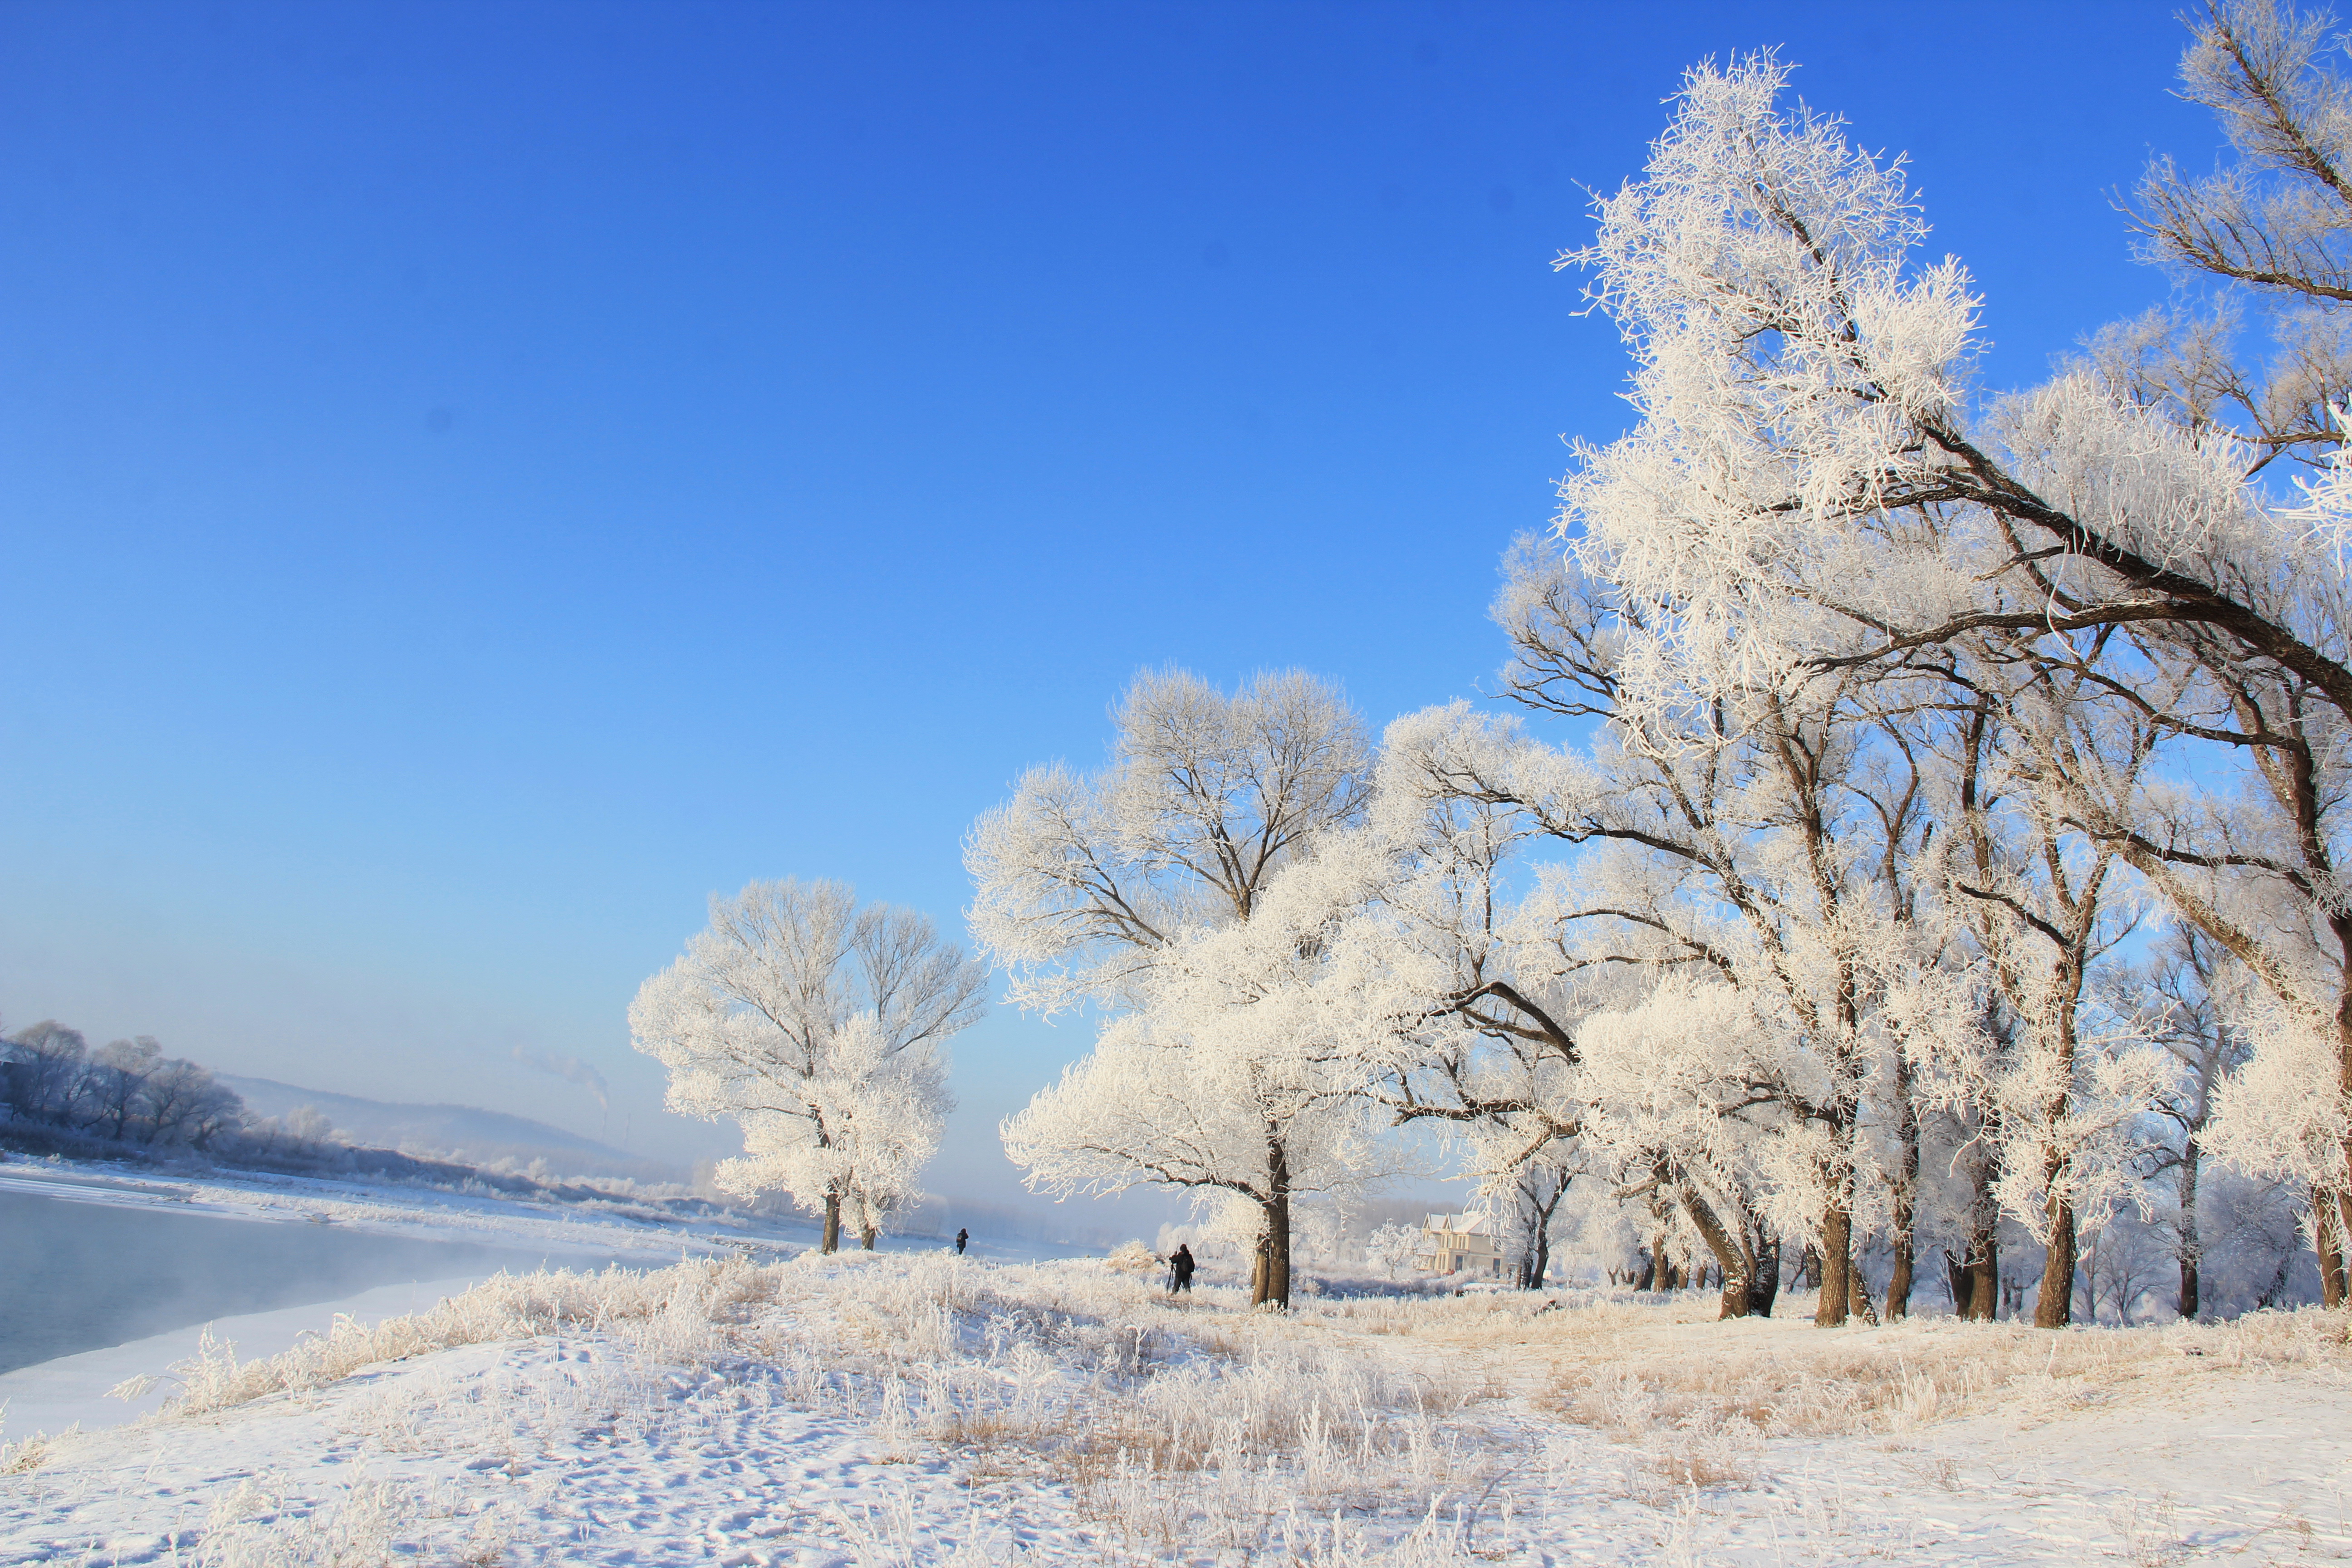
[0,1191,574,1373]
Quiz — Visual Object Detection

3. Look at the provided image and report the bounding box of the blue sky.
[0,0,2218,1216]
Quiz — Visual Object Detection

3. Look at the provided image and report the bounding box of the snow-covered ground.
[4,1177,2347,1567]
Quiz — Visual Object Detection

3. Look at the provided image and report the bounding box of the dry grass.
[104,1256,782,1420]
[0,1431,59,1475]
[1499,1298,2352,1441]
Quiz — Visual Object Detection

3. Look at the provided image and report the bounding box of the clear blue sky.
[0,0,2216,1215]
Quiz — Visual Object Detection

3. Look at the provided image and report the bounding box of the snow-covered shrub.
[1103,1239,1159,1274]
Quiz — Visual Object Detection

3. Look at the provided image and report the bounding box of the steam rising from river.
[0,1191,559,1373]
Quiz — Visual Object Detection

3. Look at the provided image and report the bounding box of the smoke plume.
[510,1046,610,1111]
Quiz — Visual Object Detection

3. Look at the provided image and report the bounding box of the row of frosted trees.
[635,2,2352,1312]
[963,1,2352,1325]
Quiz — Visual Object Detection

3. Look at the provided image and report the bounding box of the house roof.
[1421,1212,1496,1236]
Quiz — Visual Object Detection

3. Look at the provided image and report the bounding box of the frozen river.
[0,1185,573,1375]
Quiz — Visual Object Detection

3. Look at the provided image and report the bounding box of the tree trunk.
[1256,1197,1292,1309]
[2034,957,2086,1330]
[1527,1226,1551,1291]
[1252,1132,1292,1309]
[1953,1147,2001,1320]
[1966,1241,1999,1319]
[2317,1189,2347,1309]
[1678,1186,1754,1320]
[1887,1073,1920,1321]
[2035,1192,2076,1328]
[2331,922,2352,1309]
[1948,1234,1999,1320]
[1815,1201,1853,1327]
[1799,1243,1822,1291]
[1748,1225,1780,1317]
[860,1225,878,1251]
[1848,1258,1879,1325]
[821,1191,842,1254]
[2178,1135,2202,1320]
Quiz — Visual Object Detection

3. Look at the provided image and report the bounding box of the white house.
[1414,1212,1506,1279]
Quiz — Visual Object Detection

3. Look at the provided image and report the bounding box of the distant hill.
[219,1076,686,1184]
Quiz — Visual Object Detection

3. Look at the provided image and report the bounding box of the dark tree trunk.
[1887,1070,1920,1321]
[821,1191,842,1254]
[1636,1250,1656,1291]
[1815,1201,1853,1327]
[2035,1192,2077,1328]
[1967,1245,2001,1319]
[2178,1135,2202,1320]
[1252,1133,1292,1309]
[2317,1190,2347,1309]
[1258,1200,1291,1309]
[1524,1225,1551,1290]
[1848,1257,1878,1325]
[2034,960,2087,1330]
[1678,1186,1754,1320]
[1951,1149,2001,1320]
[1748,1225,1780,1317]
[860,1226,878,1251]
[1799,1243,1822,1291]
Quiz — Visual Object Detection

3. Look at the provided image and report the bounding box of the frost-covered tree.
[966,667,1370,1015]
[2137,929,2257,1317]
[1363,1220,1421,1280]
[135,1054,244,1150]
[1924,659,2180,1328]
[1002,842,1390,1307]
[1545,14,2352,1319]
[977,668,1372,1304]
[630,879,982,1252]
[85,1037,162,1142]
[1,1020,92,1126]
[2123,0,2352,471]
[1388,583,1977,1323]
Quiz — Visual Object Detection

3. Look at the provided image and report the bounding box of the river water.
[0,1188,571,1374]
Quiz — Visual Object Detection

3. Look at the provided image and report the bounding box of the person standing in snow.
[1168,1243,1195,1295]
[955,1228,968,1255]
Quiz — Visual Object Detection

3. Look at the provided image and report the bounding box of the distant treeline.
[0,1019,756,1240]
[0,1021,284,1155]
[1,1019,511,1180]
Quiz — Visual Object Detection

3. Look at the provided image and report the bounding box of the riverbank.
[4,1250,2343,1566]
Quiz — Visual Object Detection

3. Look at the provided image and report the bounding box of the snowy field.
[4,1176,2348,1567]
